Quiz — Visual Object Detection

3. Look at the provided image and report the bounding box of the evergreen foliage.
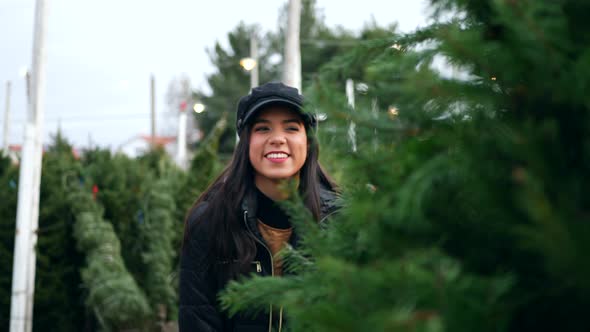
[194,22,281,154]
[1,139,187,330]
[0,154,18,329]
[33,133,86,332]
[280,0,357,85]
[80,149,149,281]
[70,183,151,330]
[139,169,179,321]
[193,0,370,154]
[74,146,187,329]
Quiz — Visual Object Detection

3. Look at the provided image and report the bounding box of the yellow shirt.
[257,220,293,276]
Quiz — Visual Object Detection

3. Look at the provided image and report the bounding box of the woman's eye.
[287,126,300,131]
[255,126,269,132]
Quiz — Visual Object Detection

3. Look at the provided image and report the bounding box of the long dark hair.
[183,117,337,282]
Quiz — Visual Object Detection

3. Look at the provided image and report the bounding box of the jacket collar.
[241,187,265,243]
[241,185,340,247]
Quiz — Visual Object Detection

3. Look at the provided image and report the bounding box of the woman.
[179,82,339,332]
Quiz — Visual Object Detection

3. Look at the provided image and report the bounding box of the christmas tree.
[0,154,18,329]
[74,146,185,329]
[33,133,86,331]
[0,136,189,330]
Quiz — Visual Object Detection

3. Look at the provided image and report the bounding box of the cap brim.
[242,98,304,128]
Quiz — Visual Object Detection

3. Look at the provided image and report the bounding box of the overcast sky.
[0,0,430,149]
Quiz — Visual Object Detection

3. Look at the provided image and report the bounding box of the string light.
[239,58,257,71]
[193,103,205,114]
[388,106,399,117]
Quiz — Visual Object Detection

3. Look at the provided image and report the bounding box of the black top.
[256,188,291,229]
[179,186,340,331]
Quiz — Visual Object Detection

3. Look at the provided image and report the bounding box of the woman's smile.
[265,151,290,163]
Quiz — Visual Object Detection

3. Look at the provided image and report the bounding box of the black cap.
[236,82,316,135]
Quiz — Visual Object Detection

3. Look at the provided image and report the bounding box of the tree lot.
[2,0,589,331]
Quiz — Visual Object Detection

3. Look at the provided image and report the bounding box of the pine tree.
[137,150,182,323]
[194,0,368,154]
[78,146,186,328]
[194,22,281,154]
[80,149,149,281]
[32,133,86,331]
[0,154,18,329]
[2,138,187,330]
[69,182,151,330]
[220,1,590,331]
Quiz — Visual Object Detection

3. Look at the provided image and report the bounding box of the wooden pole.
[177,108,187,168]
[283,0,302,91]
[150,74,156,147]
[10,1,49,331]
[250,37,259,88]
[3,81,11,153]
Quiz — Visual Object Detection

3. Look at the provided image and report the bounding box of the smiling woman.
[178,82,340,332]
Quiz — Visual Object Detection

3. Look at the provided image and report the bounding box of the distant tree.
[193,0,394,156]
[1,135,187,330]
[0,155,18,329]
[29,133,87,332]
[277,0,357,85]
[70,182,151,330]
[193,22,281,155]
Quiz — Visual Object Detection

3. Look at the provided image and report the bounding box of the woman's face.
[249,106,308,187]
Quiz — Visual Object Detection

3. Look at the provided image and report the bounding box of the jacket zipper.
[253,261,262,273]
[243,211,274,276]
[243,211,276,332]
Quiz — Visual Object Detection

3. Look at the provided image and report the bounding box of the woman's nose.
[269,134,286,145]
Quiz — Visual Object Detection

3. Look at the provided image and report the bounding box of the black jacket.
[179,187,339,332]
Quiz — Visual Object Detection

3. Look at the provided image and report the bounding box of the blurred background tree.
[192,22,281,155]
[32,133,86,332]
[191,0,390,156]
[0,154,19,329]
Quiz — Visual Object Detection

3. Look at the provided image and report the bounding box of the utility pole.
[283,0,301,91]
[176,101,187,169]
[10,1,49,332]
[3,81,11,153]
[150,74,156,148]
[236,36,259,144]
[346,79,357,153]
[250,37,259,89]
